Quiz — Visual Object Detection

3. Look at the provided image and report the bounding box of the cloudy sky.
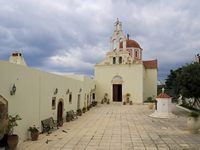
[0,0,199,81]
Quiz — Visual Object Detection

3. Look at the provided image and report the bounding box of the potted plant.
[123,101,126,105]
[87,105,90,111]
[58,118,63,126]
[77,109,82,116]
[146,97,154,109]
[28,125,39,141]
[129,101,133,105]
[101,100,104,104]
[107,99,110,104]
[125,93,131,103]
[66,112,72,122]
[103,93,108,103]
[92,101,97,107]
[187,112,200,134]
[82,107,86,113]
[6,114,22,149]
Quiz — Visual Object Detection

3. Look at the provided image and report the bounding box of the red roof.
[157,93,171,98]
[119,39,141,49]
[143,60,157,69]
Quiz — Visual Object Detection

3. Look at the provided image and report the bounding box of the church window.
[119,57,122,64]
[113,39,117,49]
[69,93,72,104]
[52,97,56,110]
[113,57,116,64]
[135,50,138,58]
[92,93,95,100]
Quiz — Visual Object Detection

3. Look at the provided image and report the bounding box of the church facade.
[95,19,157,103]
[0,20,157,142]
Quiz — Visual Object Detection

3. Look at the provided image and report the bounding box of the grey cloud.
[0,0,200,81]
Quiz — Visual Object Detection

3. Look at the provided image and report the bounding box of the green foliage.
[144,96,155,103]
[165,63,200,110]
[189,112,199,118]
[178,63,200,99]
[28,125,39,133]
[125,93,131,97]
[165,68,182,98]
[7,114,22,135]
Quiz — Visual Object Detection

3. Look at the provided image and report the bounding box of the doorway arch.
[111,75,123,102]
[0,95,8,140]
[57,99,63,126]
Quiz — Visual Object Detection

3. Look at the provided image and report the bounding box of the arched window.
[113,39,117,50]
[119,57,122,64]
[113,57,116,64]
[135,50,138,58]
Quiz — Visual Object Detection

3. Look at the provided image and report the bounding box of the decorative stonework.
[111,75,123,84]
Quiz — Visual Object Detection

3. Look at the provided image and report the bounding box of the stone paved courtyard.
[19,103,200,150]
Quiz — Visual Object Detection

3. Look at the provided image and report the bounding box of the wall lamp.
[79,88,82,93]
[66,89,70,94]
[10,84,16,95]
[54,88,58,95]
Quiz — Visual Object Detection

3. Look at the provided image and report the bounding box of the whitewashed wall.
[0,61,95,142]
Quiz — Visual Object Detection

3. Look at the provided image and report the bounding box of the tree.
[165,68,182,98]
[165,63,200,110]
[179,63,200,109]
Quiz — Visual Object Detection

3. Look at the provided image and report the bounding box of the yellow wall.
[0,61,95,141]
[143,67,157,101]
[95,63,144,103]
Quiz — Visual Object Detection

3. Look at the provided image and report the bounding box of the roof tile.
[143,60,157,69]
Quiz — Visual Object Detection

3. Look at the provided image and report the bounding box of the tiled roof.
[119,39,141,49]
[156,93,171,98]
[143,60,157,69]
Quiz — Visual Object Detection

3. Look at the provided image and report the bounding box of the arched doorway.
[57,100,63,126]
[0,95,8,141]
[111,75,123,102]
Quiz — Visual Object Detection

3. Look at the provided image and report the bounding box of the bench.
[66,110,78,122]
[41,117,59,133]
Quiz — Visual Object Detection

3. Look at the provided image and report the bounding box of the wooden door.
[113,84,122,102]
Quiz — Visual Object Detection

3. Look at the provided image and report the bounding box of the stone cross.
[162,88,165,93]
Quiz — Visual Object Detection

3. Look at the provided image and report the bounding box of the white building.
[0,52,95,141]
[95,19,157,103]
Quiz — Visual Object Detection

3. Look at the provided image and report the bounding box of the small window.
[52,97,56,110]
[135,51,138,58]
[69,93,72,104]
[119,57,122,64]
[113,57,116,64]
[92,93,95,100]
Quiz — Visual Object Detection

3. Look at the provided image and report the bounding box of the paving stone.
[18,104,200,150]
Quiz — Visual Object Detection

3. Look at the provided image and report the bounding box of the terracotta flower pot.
[148,103,154,109]
[7,134,19,149]
[31,132,39,141]
[187,117,200,134]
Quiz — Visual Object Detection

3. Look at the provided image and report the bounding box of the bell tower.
[110,18,126,51]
